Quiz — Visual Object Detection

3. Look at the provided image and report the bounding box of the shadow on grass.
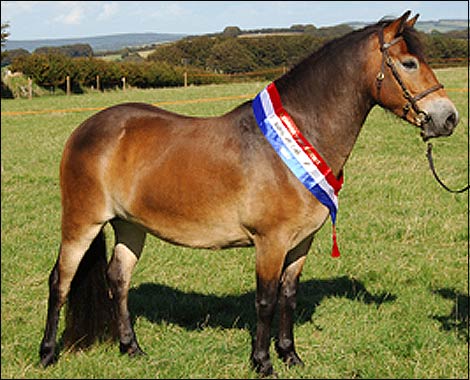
[128,275,396,333]
[432,288,469,342]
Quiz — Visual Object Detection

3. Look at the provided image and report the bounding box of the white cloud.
[97,2,119,21]
[164,3,188,17]
[1,1,41,19]
[53,2,85,26]
[144,2,191,21]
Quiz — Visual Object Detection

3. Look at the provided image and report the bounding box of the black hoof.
[251,355,277,377]
[119,341,146,357]
[39,344,57,367]
[256,363,277,378]
[275,342,304,367]
[283,351,304,367]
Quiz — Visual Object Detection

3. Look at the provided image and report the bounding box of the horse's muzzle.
[420,98,459,141]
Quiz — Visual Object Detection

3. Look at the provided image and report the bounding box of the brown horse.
[39,11,459,376]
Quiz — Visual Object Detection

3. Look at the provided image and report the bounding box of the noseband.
[375,28,443,126]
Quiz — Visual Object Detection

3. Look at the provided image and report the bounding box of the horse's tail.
[62,229,119,350]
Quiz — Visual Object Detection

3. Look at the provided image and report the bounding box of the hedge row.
[9,54,191,91]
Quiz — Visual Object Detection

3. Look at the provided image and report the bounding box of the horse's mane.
[275,17,425,95]
[313,17,425,64]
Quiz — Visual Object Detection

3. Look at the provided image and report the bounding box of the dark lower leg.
[275,276,303,366]
[39,261,62,366]
[107,244,144,357]
[108,273,144,356]
[251,278,279,376]
[114,292,143,357]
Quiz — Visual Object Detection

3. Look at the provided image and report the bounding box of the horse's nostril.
[445,112,458,129]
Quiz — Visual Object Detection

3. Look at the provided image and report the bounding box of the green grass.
[1,67,468,379]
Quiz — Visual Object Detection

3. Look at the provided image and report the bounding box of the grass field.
[1,67,468,379]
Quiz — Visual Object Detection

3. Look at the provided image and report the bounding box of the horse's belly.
[128,210,252,249]
[116,177,252,249]
[156,222,252,249]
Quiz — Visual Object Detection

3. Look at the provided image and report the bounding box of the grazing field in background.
[1,67,468,379]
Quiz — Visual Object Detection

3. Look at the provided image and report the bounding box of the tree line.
[2,23,468,96]
[147,26,468,71]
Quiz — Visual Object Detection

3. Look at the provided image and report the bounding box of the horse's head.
[369,11,459,141]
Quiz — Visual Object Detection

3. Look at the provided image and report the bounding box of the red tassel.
[331,224,340,258]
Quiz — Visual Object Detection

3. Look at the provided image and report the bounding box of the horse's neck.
[275,38,375,177]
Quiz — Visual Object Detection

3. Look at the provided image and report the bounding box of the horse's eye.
[401,58,418,70]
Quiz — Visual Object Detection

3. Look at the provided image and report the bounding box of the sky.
[1,1,469,41]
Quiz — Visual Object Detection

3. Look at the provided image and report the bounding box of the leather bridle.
[376,28,468,193]
[375,28,444,127]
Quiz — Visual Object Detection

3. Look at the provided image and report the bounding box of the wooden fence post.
[28,77,32,100]
[181,58,189,88]
[66,75,71,95]
[122,77,126,91]
[96,75,100,91]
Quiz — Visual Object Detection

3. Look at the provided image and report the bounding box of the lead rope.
[426,143,470,193]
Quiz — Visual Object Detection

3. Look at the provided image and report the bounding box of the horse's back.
[65,102,193,150]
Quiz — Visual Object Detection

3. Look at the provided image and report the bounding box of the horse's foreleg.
[108,220,146,357]
[251,238,286,376]
[275,235,312,367]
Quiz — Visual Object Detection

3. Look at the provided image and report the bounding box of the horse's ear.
[406,13,419,29]
[384,10,411,39]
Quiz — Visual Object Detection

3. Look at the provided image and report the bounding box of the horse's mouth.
[420,121,455,142]
[419,100,459,142]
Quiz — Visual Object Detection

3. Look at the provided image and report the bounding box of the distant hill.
[4,32,187,53]
[413,19,468,33]
[348,19,468,33]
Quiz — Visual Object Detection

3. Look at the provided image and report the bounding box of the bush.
[207,39,258,73]
[1,48,30,67]
[9,53,185,92]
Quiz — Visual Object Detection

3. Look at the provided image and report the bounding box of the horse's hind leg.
[39,257,61,366]
[275,235,313,367]
[108,219,146,357]
[40,223,104,366]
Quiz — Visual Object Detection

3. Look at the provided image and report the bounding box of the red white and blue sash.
[252,83,344,257]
